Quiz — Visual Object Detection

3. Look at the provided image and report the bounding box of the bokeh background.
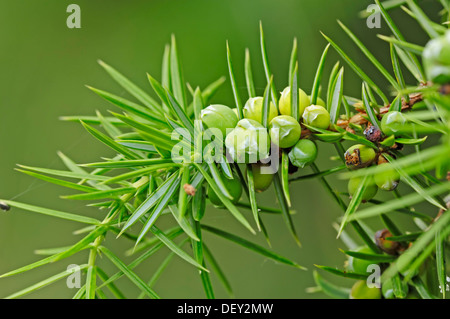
[0,0,441,298]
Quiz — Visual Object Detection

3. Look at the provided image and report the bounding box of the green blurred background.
[0,0,440,298]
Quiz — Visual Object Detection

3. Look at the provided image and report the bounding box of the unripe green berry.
[225,119,271,163]
[201,104,239,137]
[423,30,450,84]
[350,280,381,299]
[302,105,330,130]
[381,111,407,136]
[207,173,242,206]
[375,229,400,255]
[344,144,376,169]
[269,115,301,149]
[348,176,378,201]
[279,87,310,117]
[288,139,317,168]
[243,96,278,125]
[374,163,400,191]
[249,163,274,192]
[348,246,377,275]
